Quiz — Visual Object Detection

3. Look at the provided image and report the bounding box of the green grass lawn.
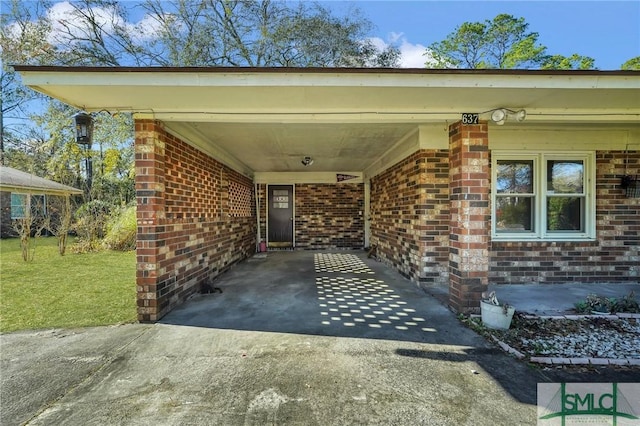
[0,237,137,333]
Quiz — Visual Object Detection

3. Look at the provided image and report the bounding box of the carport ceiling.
[168,122,417,172]
[15,67,640,173]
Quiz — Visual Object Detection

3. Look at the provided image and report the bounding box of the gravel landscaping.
[465,313,640,363]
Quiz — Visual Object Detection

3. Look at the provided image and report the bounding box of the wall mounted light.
[491,109,507,125]
[490,108,527,125]
[301,156,314,166]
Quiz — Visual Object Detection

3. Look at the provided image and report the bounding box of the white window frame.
[491,151,595,241]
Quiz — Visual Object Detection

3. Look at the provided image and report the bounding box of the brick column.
[135,120,166,322]
[448,121,490,313]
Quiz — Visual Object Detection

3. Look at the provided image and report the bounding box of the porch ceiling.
[16,67,640,174]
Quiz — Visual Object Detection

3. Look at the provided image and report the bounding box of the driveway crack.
[23,325,152,426]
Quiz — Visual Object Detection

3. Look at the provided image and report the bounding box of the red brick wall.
[256,183,364,249]
[295,183,364,249]
[370,150,449,283]
[448,122,490,313]
[490,150,640,284]
[136,120,256,321]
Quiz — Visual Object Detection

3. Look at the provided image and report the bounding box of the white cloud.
[371,33,437,68]
[23,2,164,47]
[388,31,404,44]
[398,39,429,68]
[367,36,388,51]
[128,13,168,43]
[47,1,125,45]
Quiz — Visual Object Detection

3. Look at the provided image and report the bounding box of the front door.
[268,185,294,248]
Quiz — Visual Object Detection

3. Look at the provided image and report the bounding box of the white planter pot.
[481,300,515,330]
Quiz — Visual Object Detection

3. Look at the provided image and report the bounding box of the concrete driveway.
[2,251,638,425]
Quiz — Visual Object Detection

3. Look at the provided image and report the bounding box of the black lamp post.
[74,112,94,194]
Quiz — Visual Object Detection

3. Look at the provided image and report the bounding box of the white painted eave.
[14,67,640,176]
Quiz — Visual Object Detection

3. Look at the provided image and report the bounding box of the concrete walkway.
[2,251,639,425]
[489,282,640,315]
[426,279,639,316]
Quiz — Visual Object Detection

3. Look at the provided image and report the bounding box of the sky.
[327,0,640,69]
[4,0,640,70]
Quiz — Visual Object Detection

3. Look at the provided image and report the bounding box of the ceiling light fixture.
[301,156,314,166]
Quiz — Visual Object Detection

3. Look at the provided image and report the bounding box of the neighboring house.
[0,166,83,238]
[15,66,640,321]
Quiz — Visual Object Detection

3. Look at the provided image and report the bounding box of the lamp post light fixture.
[73,112,94,194]
[74,112,93,144]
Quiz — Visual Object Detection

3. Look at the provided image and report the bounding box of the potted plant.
[480,291,515,330]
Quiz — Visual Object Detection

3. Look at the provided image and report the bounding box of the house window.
[10,193,47,219]
[492,152,594,241]
[10,193,27,219]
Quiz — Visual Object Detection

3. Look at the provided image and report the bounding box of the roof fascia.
[16,67,639,91]
[0,185,82,196]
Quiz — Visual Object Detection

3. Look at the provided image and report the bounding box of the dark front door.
[268,185,294,248]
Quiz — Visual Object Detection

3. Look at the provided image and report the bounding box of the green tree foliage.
[621,56,640,70]
[428,14,594,70]
[428,21,486,68]
[541,54,595,70]
[1,0,398,247]
[103,204,136,251]
[0,0,56,164]
[72,199,111,251]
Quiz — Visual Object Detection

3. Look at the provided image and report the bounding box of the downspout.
[364,179,371,248]
[255,183,261,252]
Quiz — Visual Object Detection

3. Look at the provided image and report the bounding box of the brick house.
[15,67,640,321]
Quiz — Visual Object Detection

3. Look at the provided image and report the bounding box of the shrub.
[103,204,136,251]
[574,292,639,314]
[72,200,111,252]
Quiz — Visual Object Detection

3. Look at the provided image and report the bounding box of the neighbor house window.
[10,193,46,219]
[10,193,28,219]
[492,152,594,241]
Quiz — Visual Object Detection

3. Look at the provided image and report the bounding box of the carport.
[15,66,640,321]
[162,250,446,342]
